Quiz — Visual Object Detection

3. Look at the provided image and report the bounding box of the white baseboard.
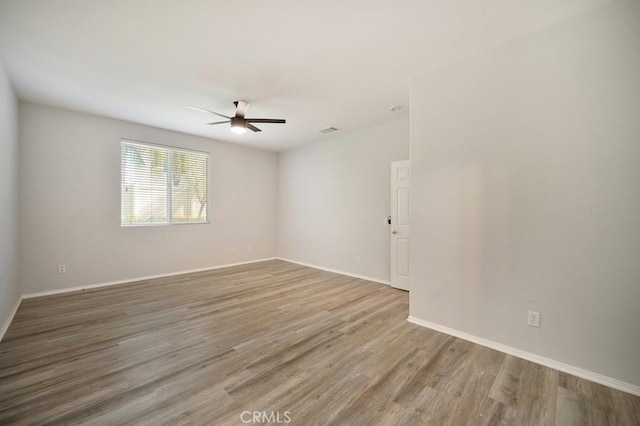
[278,257,390,286]
[22,257,278,299]
[407,316,640,397]
[0,297,22,343]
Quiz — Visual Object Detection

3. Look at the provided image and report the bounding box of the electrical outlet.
[231,247,237,253]
[57,264,66,274]
[527,311,540,327]
[247,244,253,251]
[355,256,361,263]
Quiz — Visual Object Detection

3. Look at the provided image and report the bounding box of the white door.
[390,160,410,291]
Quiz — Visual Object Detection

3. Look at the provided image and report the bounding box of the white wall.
[278,119,409,283]
[18,102,278,294]
[0,62,20,329]
[410,0,640,387]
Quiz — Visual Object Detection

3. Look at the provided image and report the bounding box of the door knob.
[392,229,398,234]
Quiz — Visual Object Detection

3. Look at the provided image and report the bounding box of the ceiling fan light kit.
[189,101,286,134]
[230,117,247,134]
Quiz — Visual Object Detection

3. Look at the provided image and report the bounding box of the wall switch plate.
[57,264,66,274]
[528,311,540,327]
[231,247,237,253]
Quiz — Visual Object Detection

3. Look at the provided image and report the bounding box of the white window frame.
[121,139,210,227]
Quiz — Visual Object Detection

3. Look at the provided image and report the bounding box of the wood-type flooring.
[1,260,638,425]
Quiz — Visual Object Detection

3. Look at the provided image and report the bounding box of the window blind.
[121,140,209,226]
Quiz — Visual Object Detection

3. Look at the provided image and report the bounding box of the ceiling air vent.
[318,126,339,134]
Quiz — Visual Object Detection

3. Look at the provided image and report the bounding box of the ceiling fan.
[188,101,286,134]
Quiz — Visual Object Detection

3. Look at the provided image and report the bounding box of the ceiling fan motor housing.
[231,116,245,129]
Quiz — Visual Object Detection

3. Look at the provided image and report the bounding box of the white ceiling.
[0,0,610,151]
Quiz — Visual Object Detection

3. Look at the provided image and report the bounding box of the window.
[121,140,209,226]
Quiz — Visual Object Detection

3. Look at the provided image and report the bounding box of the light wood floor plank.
[0,259,638,425]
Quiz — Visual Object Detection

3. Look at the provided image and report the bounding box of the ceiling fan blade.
[234,100,249,118]
[187,105,231,119]
[206,120,230,125]
[245,118,286,124]
[246,123,262,132]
